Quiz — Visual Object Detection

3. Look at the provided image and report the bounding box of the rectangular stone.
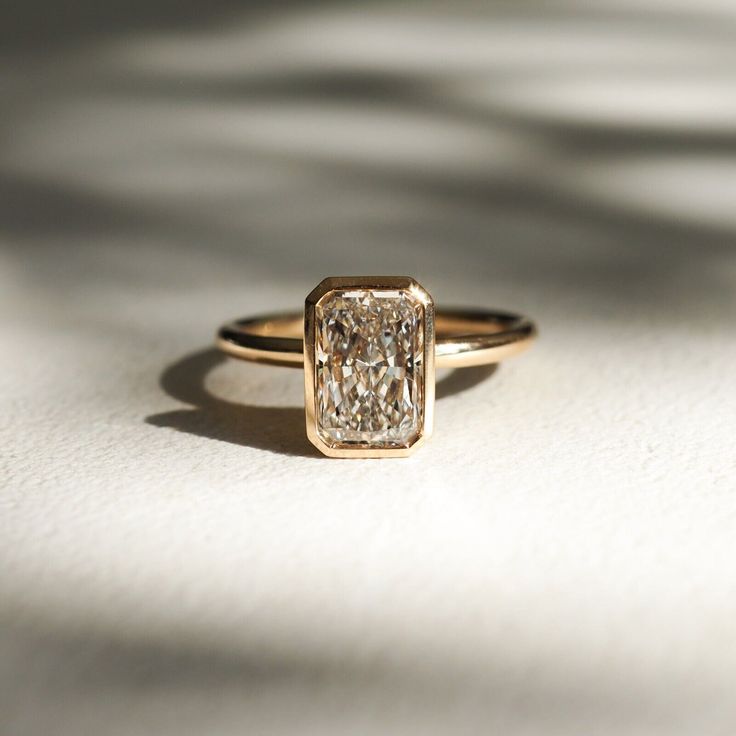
[314,288,425,448]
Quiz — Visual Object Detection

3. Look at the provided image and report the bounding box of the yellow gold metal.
[216,276,536,458]
[217,310,535,368]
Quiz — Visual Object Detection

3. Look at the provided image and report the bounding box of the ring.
[217,276,536,458]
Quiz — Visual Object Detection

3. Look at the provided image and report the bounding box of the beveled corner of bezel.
[304,276,435,458]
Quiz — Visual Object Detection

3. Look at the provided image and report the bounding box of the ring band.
[217,276,536,458]
[217,308,535,369]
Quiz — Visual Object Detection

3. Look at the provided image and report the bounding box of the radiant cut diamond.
[315,288,425,448]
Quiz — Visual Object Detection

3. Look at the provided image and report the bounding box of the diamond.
[314,288,425,448]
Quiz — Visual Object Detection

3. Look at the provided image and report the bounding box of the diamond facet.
[314,288,425,448]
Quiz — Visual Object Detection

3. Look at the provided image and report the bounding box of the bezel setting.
[304,276,435,458]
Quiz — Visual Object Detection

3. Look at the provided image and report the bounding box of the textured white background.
[2,2,736,734]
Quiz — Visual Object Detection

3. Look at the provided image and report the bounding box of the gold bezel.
[304,276,435,458]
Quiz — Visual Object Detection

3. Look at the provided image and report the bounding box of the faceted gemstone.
[315,289,424,448]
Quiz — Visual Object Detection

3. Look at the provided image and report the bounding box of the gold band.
[217,308,536,369]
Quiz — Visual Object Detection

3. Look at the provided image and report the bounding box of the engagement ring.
[217,277,536,457]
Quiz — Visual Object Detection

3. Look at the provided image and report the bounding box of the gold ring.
[217,276,536,458]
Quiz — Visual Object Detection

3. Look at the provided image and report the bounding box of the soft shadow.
[436,363,497,400]
[147,349,497,456]
[146,349,316,457]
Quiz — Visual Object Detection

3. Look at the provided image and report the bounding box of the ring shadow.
[146,349,497,458]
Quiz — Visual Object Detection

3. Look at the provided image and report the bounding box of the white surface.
[2,2,736,734]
